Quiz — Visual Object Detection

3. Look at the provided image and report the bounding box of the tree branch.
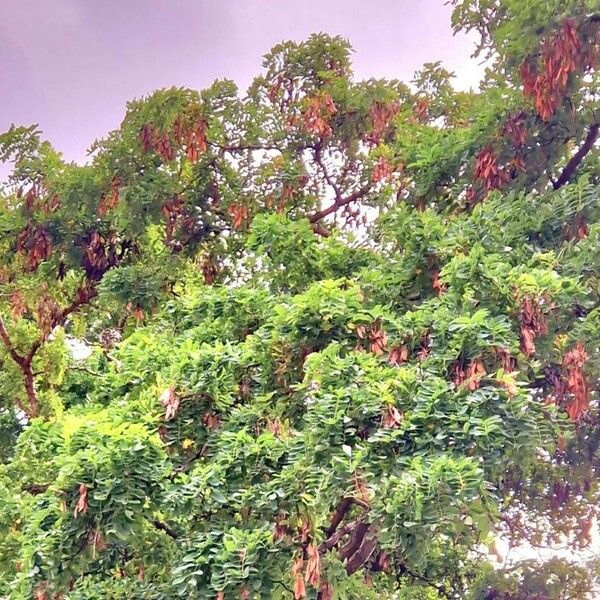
[24,283,98,364]
[208,141,283,153]
[172,443,209,476]
[23,483,50,495]
[314,144,343,200]
[21,362,39,417]
[60,283,98,322]
[0,316,26,367]
[152,519,179,539]
[398,564,452,599]
[0,316,39,416]
[311,222,332,237]
[308,184,371,224]
[0,282,99,419]
[0,315,25,365]
[69,364,103,377]
[552,122,599,190]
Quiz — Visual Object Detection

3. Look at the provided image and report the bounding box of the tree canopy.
[1,1,600,598]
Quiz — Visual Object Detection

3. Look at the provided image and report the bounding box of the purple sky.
[1,1,481,165]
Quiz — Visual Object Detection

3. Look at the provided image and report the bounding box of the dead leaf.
[389,345,409,365]
[381,404,403,428]
[292,555,306,599]
[160,386,180,421]
[73,483,88,518]
[305,543,321,587]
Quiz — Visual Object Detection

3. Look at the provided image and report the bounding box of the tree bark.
[552,123,599,190]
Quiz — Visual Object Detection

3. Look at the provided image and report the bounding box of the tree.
[1,1,600,598]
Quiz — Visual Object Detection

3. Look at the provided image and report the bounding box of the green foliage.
[2,2,600,599]
[467,557,600,599]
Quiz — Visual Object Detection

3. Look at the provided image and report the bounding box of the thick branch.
[23,483,50,495]
[22,362,39,417]
[0,316,39,416]
[308,184,371,224]
[311,222,332,237]
[30,282,97,361]
[61,284,98,322]
[0,282,98,419]
[0,316,27,367]
[552,123,599,190]
[152,519,179,539]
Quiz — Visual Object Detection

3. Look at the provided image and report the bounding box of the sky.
[0,1,483,165]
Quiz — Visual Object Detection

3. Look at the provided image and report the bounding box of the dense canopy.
[1,1,600,598]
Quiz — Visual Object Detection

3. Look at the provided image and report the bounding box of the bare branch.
[552,122,599,190]
[0,316,26,367]
[314,144,343,200]
[0,282,98,419]
[308,184,371,224]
